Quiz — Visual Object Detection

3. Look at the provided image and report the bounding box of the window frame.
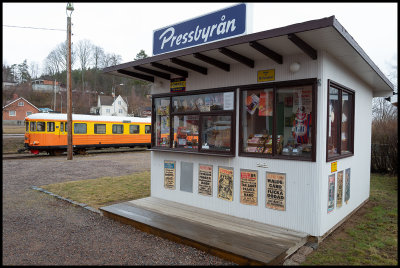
[9,110,16,116]
[18,101,24,106]
[94,124,106,134]
[129,124,140,134]
[326,80,355,162]
[151,86,237,156]
[239,78,317,162]
[47,122,55,132]
[112,124,124,134]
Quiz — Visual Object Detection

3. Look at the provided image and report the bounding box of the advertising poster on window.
[240,169,258,206]
[164,160,176,190]
[345,168,351,204]
[198,164,213,196]
[266,172,286,211]
[157,99,170,115]
[246,94,259,115]
[217,167,234,201]
[336,171,343,208]
[223,92,234,110]
[258,91,273,116]
[293,87,312,113]
[327,174,335,213]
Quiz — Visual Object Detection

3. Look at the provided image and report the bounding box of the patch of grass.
[2,137,25,153]
[302,174,398,266]
[40,171,151,209]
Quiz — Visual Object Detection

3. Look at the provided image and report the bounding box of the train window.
[112,124,124,134]
[37,122,45,132]
[30,122,36,132]
[145,125,151,134]
[47,122,55,132]
[26,122,29,132]
[130,125,140,134]
[94,124,106,134]
[74,123,87,134]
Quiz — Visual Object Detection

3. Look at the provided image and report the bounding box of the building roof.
[103,15,394,95]
[99,95,114,105]
[2,97,39,110]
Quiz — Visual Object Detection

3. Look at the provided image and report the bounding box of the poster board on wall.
[217,167,234,201]
[336,170,344,208]
[164,160,176,190]
[345,168,351,204]
[198,164,213,196]
[240,169,258,205]
[266,172,286,211]
[327,173,335,213]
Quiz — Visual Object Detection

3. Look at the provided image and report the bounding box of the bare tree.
[76,39,93,92]
[43,42,76,75]
[92,45,105,70]
[29,61,40,80]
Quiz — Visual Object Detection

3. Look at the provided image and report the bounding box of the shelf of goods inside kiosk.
[246,134,283,154]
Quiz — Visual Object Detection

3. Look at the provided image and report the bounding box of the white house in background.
[91,95,128,116]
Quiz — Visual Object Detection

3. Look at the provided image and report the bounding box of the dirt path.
[2,151,234,265]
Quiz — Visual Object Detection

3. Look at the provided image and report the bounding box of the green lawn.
[303,173,398,265]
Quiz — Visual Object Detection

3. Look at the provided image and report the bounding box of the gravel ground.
[2,151,234,265]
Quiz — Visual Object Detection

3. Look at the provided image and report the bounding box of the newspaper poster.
[293,86,312,113]
[217,167,234,201]
[198,164,213,196]
[327,174,335,213]
[336,171,343,208]
[240,169,258,206]
[164,160,176,190]
[266,172,286,211]
[345,168,351,204]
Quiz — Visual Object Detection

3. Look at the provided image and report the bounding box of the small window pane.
[130,125,140,134]
[26,122,29,132]
[74,123,87,134]
[154,98,170,147]
[201,115,231,152]
[94,124,106,134]
[242,89,274,154]
[173,115,199,150]
[112,124,124,134]
[172,92,230,113]
[328,87,340,157]
[30,122,36,131]
[341,92,353,154]
[9,111,16,116]
[145,125,151,134]
[278,86,312,157]
[47,122,55,132]
[37,122,45,132]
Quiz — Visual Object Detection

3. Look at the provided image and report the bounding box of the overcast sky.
[2,2,398,80]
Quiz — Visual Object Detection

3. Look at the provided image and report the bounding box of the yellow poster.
[240,169,258,206]
[257,69,275,82]
[198,164,213,196]
[266,172,286,211]
[164,160,176,189]
[331,161,337,173]
[218,167,234,201]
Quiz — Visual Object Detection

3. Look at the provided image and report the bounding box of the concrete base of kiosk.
[100,197,309,265]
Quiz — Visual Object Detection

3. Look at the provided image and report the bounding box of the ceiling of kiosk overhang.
[103,16,394,94]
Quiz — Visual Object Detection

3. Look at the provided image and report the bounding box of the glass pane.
[154,97,170,147]
[172,92,233,113]
[172,95,199,112]
[74,123,87,134]
[328,86,340,156]
[278,86,313,157]
[95,124,106,134]
[173,115,199,150]
[30,122,36,131]
[26,122,29,132]
[201,115,231,152]
[37,122,45,132]
[130,125,139,134]
[47,122,55,132]
[242,89,273,154]
[341,92,353,153]
[112,124,123,134]
[145,125,151,134]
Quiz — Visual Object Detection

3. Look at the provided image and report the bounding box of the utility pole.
[53,79,57,111]
[66,2,74,160]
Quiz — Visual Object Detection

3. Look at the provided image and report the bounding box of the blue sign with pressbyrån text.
[153,3,246,56]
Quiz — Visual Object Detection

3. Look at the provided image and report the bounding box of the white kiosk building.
[102,4,394,264]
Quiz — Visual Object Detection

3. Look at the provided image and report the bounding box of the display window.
[239,79,317,161]
[152,87,236,156]
[326,80,354,161]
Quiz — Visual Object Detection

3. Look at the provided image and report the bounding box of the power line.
[3,25,66,32]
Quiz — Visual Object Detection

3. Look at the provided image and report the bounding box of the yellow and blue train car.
[24,113,151,155]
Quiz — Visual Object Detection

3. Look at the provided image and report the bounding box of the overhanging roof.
[103,16,394,94]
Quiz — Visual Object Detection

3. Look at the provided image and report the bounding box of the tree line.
[2,40,151,115]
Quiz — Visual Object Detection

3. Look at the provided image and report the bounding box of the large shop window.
[327,80,354,161]
[240,79,316,161]
[152,89,235,155]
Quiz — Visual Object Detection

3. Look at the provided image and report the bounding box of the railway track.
[3,147,149,160]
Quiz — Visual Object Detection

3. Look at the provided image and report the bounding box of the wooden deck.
[100,197,309,265]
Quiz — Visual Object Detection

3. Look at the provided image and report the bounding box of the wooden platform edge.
[100,208,289,266]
